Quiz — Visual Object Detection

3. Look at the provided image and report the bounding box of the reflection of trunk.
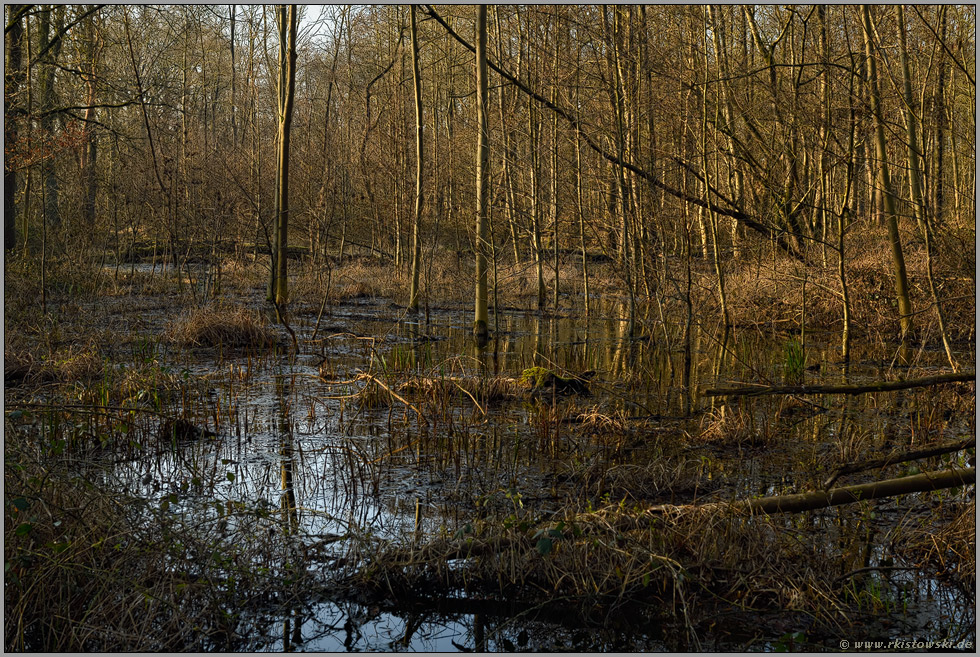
[276,376,299,535]
[861,5,913,342]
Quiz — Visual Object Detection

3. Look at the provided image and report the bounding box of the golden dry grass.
[167,304,276,348]
[4,345,104,386]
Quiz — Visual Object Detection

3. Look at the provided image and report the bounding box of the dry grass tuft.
[574,405,633,434]
[697,404,766,446]
[167,304,276,348]
[399,375,527,404]
[4,345,104,387]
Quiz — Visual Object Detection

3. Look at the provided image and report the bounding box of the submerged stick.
[357,373,430,427]
[822,437,975,489]
[703,371,975,398]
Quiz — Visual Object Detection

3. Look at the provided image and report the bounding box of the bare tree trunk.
[273,5,297,307]
[408,5,424,311]
[896,6,957,370]
[473,5,490,343]
[78,6,100,229]
[862,5,913,343]
[38,5,65,231]
[4,5,26,251]
[529,96,545,309]
[574,77,590,318]
[550,10,561,313]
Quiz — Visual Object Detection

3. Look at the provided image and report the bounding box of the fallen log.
[822,438,976,489]
[703,371,975,398]
[647,467,974,516]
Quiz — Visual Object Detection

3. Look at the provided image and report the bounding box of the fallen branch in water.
[356,373,430,427]
[646,466,975,516]
[703,371,975,398]
[822,438,976,490]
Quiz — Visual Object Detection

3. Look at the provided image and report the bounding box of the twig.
[357,373,430,427]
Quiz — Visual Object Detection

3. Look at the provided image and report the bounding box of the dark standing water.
[54,291,977,651]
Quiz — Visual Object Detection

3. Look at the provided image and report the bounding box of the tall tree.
[78,5,100,228]
[896,5,956,369]
[473,4,490,342]
[38,5,65,230]
[408,5,424,311]
[861,5,913,341]
[4,4,28,250]
[270,4,297,307]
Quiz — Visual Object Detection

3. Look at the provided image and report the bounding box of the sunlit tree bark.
[408,5,424,312]
[473,5,489,342]
[270,4,297,307]
[861,5,913,341]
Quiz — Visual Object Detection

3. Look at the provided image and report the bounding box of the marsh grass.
[4,344,104,387]
[897,499,976,591]
[346,498,844,639]
[167,304,277,349]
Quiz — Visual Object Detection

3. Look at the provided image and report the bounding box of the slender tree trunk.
[575,82,590,319]
[38,6,65,230]
[493,7,521,267]
[79,6,100,229]
[408,6,424,311]
[4,5,26,251]
[896,6,957,370]
[702,8,730,328]
[273,5,298,307]
[529,96,545,309]
[550,11,560,313]
[933,7,948,228]
[473,5,490,342]
[862,5,913,342]
[837,49,859,364]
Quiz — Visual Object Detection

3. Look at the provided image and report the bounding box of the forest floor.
[4,240,976,651]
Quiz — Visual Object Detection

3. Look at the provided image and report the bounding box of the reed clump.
[167,304,276,348]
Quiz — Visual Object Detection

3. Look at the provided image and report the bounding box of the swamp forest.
[3,3,977,652]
